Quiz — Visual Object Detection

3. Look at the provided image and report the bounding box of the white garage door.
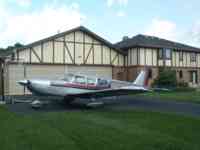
[7,64,112,95]
[66,66,112,79]
[26,65,112,80]
[7,64,25,95]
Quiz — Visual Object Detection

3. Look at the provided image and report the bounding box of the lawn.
[138,90,200,104]
[1,106,200,150]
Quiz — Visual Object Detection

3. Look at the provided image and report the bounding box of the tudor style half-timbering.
[0,27,200,95]
[115,34,200,86]
[6,26,125,95]
[15,26,124,66]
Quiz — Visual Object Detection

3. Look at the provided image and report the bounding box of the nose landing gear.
[30,100,43,109]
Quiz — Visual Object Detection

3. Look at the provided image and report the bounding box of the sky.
[0,0,200,48]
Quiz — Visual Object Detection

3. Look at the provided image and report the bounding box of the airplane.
[18,71,150,108]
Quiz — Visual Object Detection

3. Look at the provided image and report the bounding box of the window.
[63,74,74,82]
[158,48,172,59]
[158,49,163,59]
[74,76,86,84]
[98,79,108,86]
[179,52,183,61]
[165,48,172,59]
[179,70,183,79]
[87,78,96,85]
[190,53,196,62]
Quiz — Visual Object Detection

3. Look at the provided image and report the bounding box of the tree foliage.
[153,68,177,87]
[0,42,24,51]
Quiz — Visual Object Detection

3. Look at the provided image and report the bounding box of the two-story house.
[0,27,200,95]
[115,34,200,86]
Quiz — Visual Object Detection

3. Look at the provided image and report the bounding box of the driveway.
[5,95,200,118]
[105,96,200,117]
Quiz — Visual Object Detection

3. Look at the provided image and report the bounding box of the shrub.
[153,68,177,88]
[177,82,188,88]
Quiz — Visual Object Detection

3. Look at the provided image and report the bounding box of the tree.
[153,68,177,87]
[0,42,24,51]
[14,43,24,48]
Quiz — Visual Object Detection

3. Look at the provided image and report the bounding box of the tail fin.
[133,70,147,86]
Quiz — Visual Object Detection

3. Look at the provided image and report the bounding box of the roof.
[19,26,124,54]
[115,34,200,52]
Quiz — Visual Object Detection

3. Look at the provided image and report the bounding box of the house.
[0,26,199,95]
[115,34,200,87]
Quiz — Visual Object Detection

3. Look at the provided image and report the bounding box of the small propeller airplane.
[18,71,150,108]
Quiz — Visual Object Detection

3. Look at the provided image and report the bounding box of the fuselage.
[18,74,111,97]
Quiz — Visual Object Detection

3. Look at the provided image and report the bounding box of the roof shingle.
[115,34,200,52]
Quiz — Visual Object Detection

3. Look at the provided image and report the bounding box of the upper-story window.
[190,53,196,62]
[165,48,172,59]
[179,51,183,61]
[158,49,163,59]
[158,48,172,59]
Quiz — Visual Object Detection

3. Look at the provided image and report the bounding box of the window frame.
[164,48,172,60]
[158,48,172,60]
[190,53,196,62]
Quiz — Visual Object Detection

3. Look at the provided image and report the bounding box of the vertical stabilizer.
[133,70,147,86]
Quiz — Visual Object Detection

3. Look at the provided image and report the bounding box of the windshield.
[63,74,74,82]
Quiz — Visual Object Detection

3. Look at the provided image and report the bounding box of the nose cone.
[18,80,29,86]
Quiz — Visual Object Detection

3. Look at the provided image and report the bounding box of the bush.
[153,68,177,88]
[177,82,188,88]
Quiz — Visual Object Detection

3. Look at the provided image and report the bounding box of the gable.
[15,27,124,66]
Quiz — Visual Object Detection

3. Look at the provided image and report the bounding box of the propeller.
[18,80,30,86]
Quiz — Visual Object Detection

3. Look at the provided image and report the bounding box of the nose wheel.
[30,96,50,109]
[31,100,43,109]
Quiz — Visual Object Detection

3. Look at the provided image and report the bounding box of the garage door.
[7,64,112,95]
[26,65,112,80]
[66,66,112,79]
[7,64,26,95]
[8,64,66,95]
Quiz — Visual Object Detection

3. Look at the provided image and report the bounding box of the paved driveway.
[5,96,200,117]
[104,96,200,117]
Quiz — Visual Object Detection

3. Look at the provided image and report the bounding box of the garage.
[7,64,112,95]
[5,26,124,95]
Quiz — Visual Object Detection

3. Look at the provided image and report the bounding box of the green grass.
[138,90,200,103]
[1,106,200,150]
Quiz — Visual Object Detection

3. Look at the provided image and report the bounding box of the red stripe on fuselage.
[51,82,109,90]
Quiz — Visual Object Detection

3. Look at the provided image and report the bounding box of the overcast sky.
[0,0,200,48]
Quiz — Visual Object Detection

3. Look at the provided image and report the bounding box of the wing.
[65,87,149,99]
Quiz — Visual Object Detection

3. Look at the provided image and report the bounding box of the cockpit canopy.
[62,73,110,87]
